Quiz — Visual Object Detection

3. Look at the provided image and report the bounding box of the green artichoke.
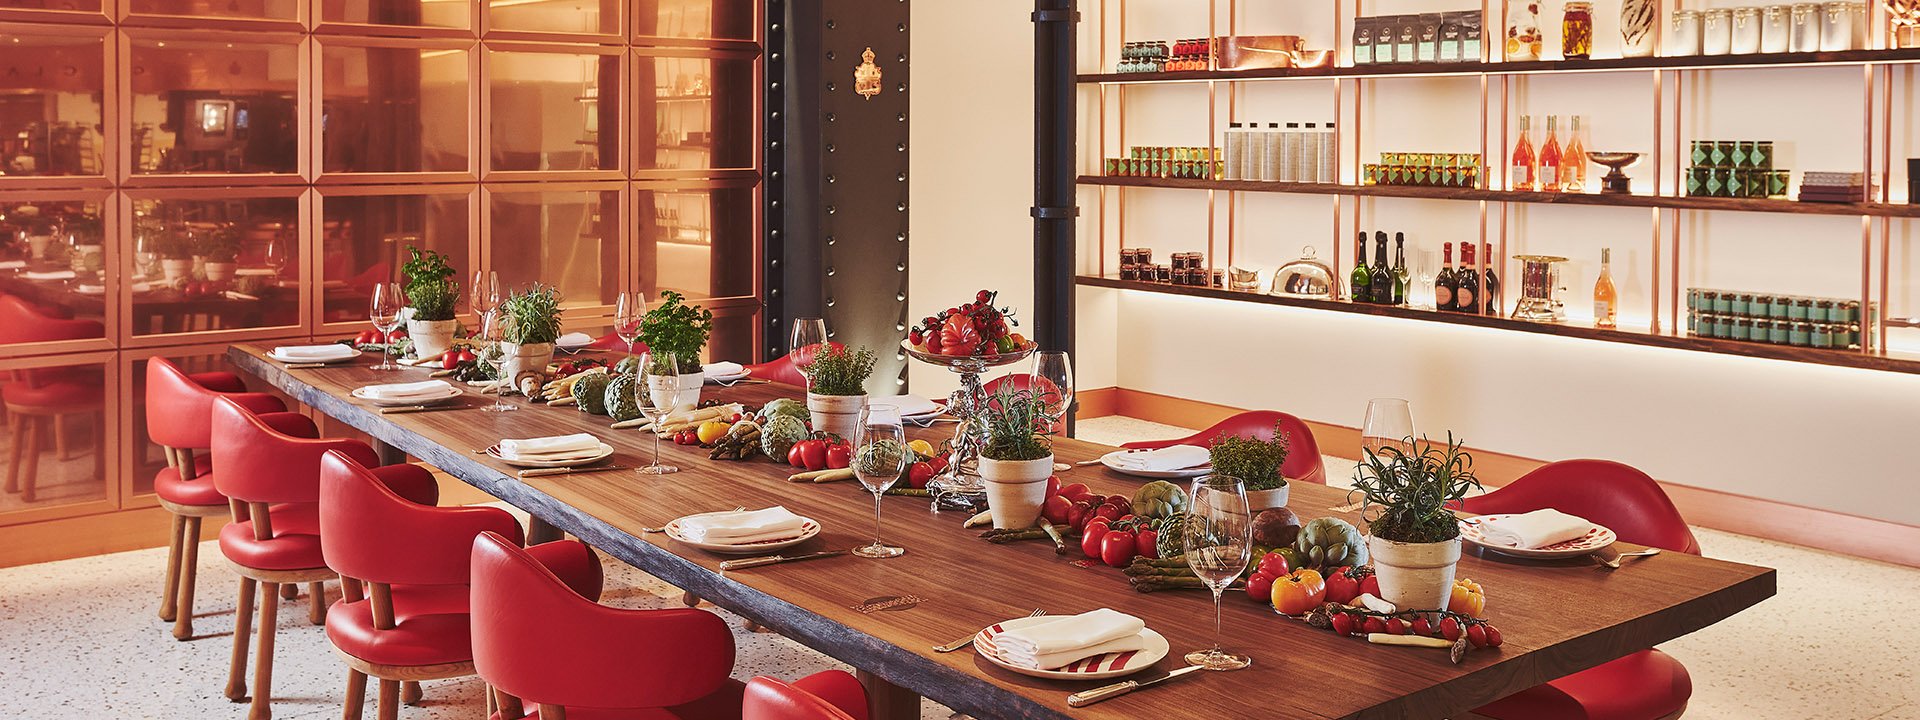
[1294,517,1367,569]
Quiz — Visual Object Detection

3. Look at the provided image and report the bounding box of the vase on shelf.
[1889,0,1920,47]
[1621,0,1657,57]
[1506,0,1543,60]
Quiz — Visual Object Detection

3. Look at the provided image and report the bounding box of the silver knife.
[719,550,847,571]
[518,465,634,478]
[1067,665,1205,708]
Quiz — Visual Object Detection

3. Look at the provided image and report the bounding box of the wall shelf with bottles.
[1079,46,1920,84]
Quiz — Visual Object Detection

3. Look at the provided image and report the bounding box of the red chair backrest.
[1122,410,1327,485]
[210,396,378,504]
[584,332,643,352]
[1460,459,1701,555]
[146,357,286,451]
[0,292,101,345]
[470,532,737,710]
[744,677,859,720]
[320,450,518,586]
[981,373,1066,434]
[745,341,845,388]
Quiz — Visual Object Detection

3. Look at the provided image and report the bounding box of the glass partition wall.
[0,0,764,524]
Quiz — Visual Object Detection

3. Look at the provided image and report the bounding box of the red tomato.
[1384,618,1407,635]
[1065,502,1089,531]
[1440,617,1463,641]
[441,353,460,369]
[1057,482,1091,501]
[1094,504,1122,522]
[1466,623,1488,648]
[927,454,950,473]
[1256,553,1293,578]
[787,442,807,468]
[1330,612,1358,636]
[1358,574,1381,598]
[1245,572,1276,604]
[1099,530,1138,567]
[1271,569,1327,615]
[1323,567,1361,605]
[825,443,852,470]
[1362,617,1388,635]
[1080,523,1109,558]
[1411,617,1434,636]
[1134,527,1158,559]
[907,462,935,489]
[356,330,377,344]
[1043,476,1060,499]
[1105,496,1133,514]
[1484,625,1504,647]
[1040,495,1073,525]
[800,441,829,471]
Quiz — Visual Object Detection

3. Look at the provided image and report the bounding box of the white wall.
[913,1,1920,525]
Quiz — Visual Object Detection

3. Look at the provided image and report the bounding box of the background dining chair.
[146,357,287,640]
[742,674,870,720]
[472,531,866,720]
[980,373,1065,433]
[1121,409,1326,485]
[743,341,844,388]
[318,450,603,720]
[211,397,379,720]
[1460,459,1699,720]
[0,293,106,505]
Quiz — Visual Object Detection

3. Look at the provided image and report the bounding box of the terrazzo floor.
[0,416,1913,719]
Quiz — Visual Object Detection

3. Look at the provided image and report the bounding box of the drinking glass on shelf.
[369,282,406,371]
[614,291,647,358]
[262,236,290,279]
[1361,398,1416,459]
[852,403,907,559]
[1181,474,1254,671]
[635,351,684,475]
[1414,248,1438,309]
[470,270,500,328]
[789,317,829,383]
[1031,351,1075,426]
[477,312,517,413]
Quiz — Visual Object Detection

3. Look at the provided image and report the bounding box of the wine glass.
[1030,351,1074,428]
[1181,474,1254,671]
[614,291,647,358]
[262,235,290,279]
[788,317,828,384]
[851,403,907,559]
[470,270,500,329]
[1414,248,1437,309]
[1360,398,1415,460]
[636,351,683,475]
[369,282,406,370]
[477,311,517,413]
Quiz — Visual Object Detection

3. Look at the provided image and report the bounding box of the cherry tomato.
[1484,625,1504,648]
[1043,476,1061,499]
[1256,553,1293,578]
[907,462,935,489]
[1134,527,1158,559]
[1245,572,1276,604]
[927,454,950,473]
[1065,502,1089,531]
[1440,617,1463,641]
[1094,504,1122,522]
[1358,574,1381,598]
[1384,618,1407,635]
[1080,522,1109,558]
[787,442,807,468]
[1330,612,1357,636]
[1467,623,1489,648]
[1057,482,1091,501]
[1363,617,1388,635]
[825,443,853,470]
[800,440,829,471]
[1040,495,1073,525]
[1411,617,1434,636]
[356,330,377,344]
[1099,529,1138,567]
[441,352,461,370]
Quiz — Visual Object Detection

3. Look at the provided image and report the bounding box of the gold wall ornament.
[1889,0,1920,47]
[853,47,883,100]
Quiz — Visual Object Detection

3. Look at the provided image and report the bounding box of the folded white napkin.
[995,609,1147,670]
[0,260,23,270]
[498,433,602,459]
[880,393,940,417]
[24,270,75,281]
[675,507,807,544]
[1109,444,1210,472]
[272,344,358,362]
[359,380,454,400]
[703,361,746,378]
[1479,508,1595,549]
[555,331,594,348]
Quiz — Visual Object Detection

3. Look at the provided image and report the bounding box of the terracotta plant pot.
[501,342,555,386]
[1367,535,1462,611]
[406,317,459,360]
[1246,484,1290,512]
[979,455,1055,529]
[203,261,236,282]
[160,258,193,283]
[807,392,866,441]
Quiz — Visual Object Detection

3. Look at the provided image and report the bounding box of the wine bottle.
[1370,232,1394,305]
[1455,242,1479,314]
[1511,115,1537,191]
[1562,115,1588,192]
[1392,233,1410,306]
[1594,246,1617,328]
[1481,243,1501,316]
[1350,232,1373,303]
[1436,242,1457,311]
[1540,115,1563,192]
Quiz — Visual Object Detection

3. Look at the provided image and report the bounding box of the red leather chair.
[471,531,867,720]
[146,357,288,640]
[1461,459,1698,720]
[211,397,379,720]
[1122,410,1327,485]
[742,674,870,720]
[582,332,644,353]
[318,450,604,720]
[744,342,844,388]
[981,373,1065,434]
[0,293,106,504]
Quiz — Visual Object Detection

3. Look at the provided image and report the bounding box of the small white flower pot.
[807,392,866,441]
[674,370,705,411]
[203,261,236,282]
[501,342,555,386]
[1367,535,1462,612]
[406,317,459,360]
[979,455,1056,529]
[1246,484,1290,512]
[160,258,193,283]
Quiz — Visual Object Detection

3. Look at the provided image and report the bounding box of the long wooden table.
[230,345,1775,720]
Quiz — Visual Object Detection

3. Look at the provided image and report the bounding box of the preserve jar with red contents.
[1562,2,1594,58]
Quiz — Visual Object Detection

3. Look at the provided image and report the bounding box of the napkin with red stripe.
[992,609,1146,670]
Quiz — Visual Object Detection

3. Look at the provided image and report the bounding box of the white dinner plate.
[1458,514,1619,559]
[350,384,464,407]
[663,512,821,555]
[973,615,1168,680]
[706,368,753,384]
[267,347,363,365]
[483,443,615,469]
[1098,449,1210,479]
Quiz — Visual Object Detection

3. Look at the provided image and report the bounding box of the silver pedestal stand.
[901,340,1034,509]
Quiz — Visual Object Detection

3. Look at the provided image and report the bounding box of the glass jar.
[1811,323,1834,348]
[1791,3,1822,51]
[1671,10,1703,55]
[1622,0,1659,57]
[1789,298,1813,320]
[1789,322,1811,346]
[1762,5,1792,52]
[1712,291,1733,314]
[1849,2,1869,48]
[1563,2,1595,59]
[1821,1,1853,51]
[1732,7,1763,53]
[1732,294,1753,316]
[1507,0,1544,60]
[1815,299,1835,322]
[1703,9,1734,55]
[1731,318,1753,341]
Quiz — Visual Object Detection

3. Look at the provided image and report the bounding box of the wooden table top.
[229,344,1776,720]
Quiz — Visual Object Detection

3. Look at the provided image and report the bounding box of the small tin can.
[1712,314,1733,338]
[1698,314,1719,337]
[1811,323,1833,348]
[1211,269,1225,288]
[1702,291,1720,314]
[1730,294,1751,316]
[1732,140,1755,168]
[1120,264,1137,281]
[1687,288,1702,311]
[1711,292,1733,314]
[1768,319,1791,344]
[1690,140,1713,167]
[1789,321,1811,346]
[1789,298,1812,320]
[1840,300,1861,322]
[1153,264,1171,282]
[1750,294,1773,318]
[1815,299,1835,323]
[1769,297,1791,319]
[1731,318,1752,341]
[1752,140,1775,171]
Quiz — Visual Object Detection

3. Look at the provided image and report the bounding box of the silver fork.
[1595,548,1661,569]
[641,506,747,534]
[934,609,1045,653]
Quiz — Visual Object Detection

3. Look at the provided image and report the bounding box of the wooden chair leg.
[172,516,203,640]
[159,514,186,622]
[485,685,497,716]
[680,591,700,607]
[280,583,299,600]
[225,578,256,702]
[376,679,400,720]
[249,582,280,720]
[4,417,24,493]
[52,413,69,461]
[307,581,327,625]
[401,680,422,706]
[538,704,568,720]
[19,417,41,503]
[341,669,368,720]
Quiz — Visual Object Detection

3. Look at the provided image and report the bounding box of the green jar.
[1788,322,1811,346]
[1687,312,1699,334]
[1787,298,1811,320]
[1730,294,1751,316]
[1698,314,1718,337]
[1840,300,1861,323]
[1846,323,1862,349]
[1731,318,1752,341]
[1686,288,1702,311]
[1811,324,1833,349]
[1750,295,1772,318]
[1711,292,1732,314]
[1767,319,1790,344]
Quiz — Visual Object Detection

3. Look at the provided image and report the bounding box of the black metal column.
[1034,0,1078,428]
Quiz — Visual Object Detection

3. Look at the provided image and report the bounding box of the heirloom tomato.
[1270,568,1326,615]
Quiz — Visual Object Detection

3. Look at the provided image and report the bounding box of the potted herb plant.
[1208,424,1293,511]
[65,216,104,275]
[638,290,715,410]
[154,227,196,284]
[976,384,1055,529]
[802,343,874,441]
[17,205,51,259]
[400,245,460,359]
[497,284,563,384]
[195,225,240,282]
[1350,435,1481,611]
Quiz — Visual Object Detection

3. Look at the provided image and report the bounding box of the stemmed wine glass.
[1181,474,1254,671]
[1360,398,1415,460]
[635,351,683,475]
[614,291,647,358]
[788,317,828,386]
[851,403,907,559]
[476,312,517,413]
[369,282,406,371]
[1031,351,1074,428]
[470,270,500,329]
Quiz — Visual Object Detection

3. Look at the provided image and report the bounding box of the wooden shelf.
[1080,47,1920,85]
[1079,175,1920,218]
[1078,275,1920,376]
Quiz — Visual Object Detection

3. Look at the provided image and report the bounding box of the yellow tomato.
[696,420,731,445]
[1270,568,1326,616]
[907,439,936,458]
[1447,578,1486,618]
